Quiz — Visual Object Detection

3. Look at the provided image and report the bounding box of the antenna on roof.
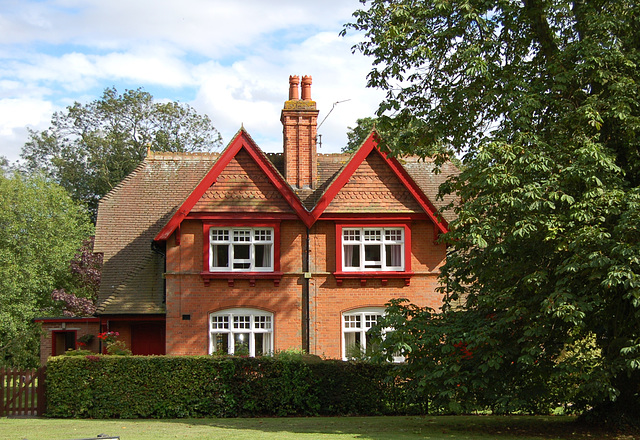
[317,99,351,149]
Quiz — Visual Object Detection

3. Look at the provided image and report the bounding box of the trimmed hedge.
[45,355,420,418]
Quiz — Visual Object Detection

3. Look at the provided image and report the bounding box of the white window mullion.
[209,309,273,357]
[248,316,255,357]
[340,227,405,272]
[210,227,274,272]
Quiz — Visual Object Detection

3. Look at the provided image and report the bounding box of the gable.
[324,151,423,214]
[192,149,294,213]
[155,129,313,241]
[310,131,449,235]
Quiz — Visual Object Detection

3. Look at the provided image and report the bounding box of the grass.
[1,415,635,440]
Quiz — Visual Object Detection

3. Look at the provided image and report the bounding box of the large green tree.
[21,87,223,218]
[0,171,93,367]
[346,0,640,423]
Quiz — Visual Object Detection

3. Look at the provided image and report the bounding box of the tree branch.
[522,0,560,63]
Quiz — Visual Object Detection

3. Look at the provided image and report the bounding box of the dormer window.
[342,227,404,272]
[334,223,413,286]
[210,228,274,272]
[202,221,282,287]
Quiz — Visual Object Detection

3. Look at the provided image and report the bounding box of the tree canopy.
[0,170,93,368]
[346,0,640,423]
[21,87,223,218]
[344,117,378,153]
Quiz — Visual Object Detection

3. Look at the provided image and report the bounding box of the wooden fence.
[0,367,46,417]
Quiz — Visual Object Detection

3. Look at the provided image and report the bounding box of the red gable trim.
[155,129,313,241]
[310,131,449,235]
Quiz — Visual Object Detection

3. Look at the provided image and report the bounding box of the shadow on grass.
[162,415,634,440]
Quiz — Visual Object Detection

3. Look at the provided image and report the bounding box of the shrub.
[45,356,414,418]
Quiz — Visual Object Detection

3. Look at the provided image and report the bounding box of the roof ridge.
[147,150,221,160]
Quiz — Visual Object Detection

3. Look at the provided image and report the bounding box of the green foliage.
[45,356,414,418]
[21,87,223,218]
[343,117,377,153]
[105,341,132,356]
[0,171,93,368]
[346,0,640,423]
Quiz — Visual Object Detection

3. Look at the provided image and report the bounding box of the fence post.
[37,366,47,416]
[0,368,5,417]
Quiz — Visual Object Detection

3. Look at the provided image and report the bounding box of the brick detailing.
[192,149,294,213]
[325,151,424,213]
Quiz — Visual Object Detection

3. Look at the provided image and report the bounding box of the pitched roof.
[94,151,220,314]
[94,129,458,315]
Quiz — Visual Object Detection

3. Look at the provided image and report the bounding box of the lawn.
[1,416,634,440]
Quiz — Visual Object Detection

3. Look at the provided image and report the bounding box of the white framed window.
[210,227,274,272]
[209,308,273,357]
[342,307,383,360]
[342,227,404,272]
[342,307,404,362]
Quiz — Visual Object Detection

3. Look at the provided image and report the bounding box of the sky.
[0,0,386,163]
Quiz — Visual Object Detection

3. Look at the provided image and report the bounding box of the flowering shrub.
[50,237,102,317]
[51,289,97,317]
[97,331,132,356]
[97,331,119,344]
[106,340,132,356]
[77,333,94,344]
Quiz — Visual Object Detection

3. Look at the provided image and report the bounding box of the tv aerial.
[317,99,350,149]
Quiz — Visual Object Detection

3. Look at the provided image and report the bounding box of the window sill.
[333,271,414,286]
[201,271,283,287]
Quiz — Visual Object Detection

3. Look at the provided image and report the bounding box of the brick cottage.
[37,76,457,363]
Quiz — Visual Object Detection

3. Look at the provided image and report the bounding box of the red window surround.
[334,222,413,286]
[201,220,283,287]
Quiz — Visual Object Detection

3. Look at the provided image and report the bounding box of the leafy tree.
[0,170,93,367]
[347,0,640,424]
[344,117,377,153]
[343,116,448,159]
[21,87,223,218]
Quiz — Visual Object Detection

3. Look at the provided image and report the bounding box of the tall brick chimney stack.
[281,75,318,190]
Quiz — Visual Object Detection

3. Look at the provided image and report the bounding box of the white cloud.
[0,0,381,161]
[0,98,55,160]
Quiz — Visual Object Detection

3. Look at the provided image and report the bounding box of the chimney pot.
[289,75,300,100]
[301,75,312,101]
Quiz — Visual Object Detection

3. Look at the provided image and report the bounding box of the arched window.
[341,307,384,360]
[342,307,404,362]
[209,308,273,357]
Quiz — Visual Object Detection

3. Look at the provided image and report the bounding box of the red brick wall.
[307,220,446,359]
[38,320,100,365]
[165,220,305,355]
[164,217,446,359]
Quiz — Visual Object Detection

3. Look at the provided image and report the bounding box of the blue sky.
[0,0,385,162]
